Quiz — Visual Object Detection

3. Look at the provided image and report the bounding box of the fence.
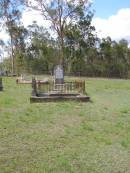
[32,79,86,96]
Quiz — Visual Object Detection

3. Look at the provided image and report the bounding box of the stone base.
[30,94,90,103]
[55,79,64,84]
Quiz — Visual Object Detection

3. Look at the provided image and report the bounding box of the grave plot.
[30,65,90,102]
[16,75,31,84]
[16,75,48,84]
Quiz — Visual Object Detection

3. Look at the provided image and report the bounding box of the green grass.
[0,77,130,173]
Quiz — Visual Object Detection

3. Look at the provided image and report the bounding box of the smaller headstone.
[0,78,3,91]
[54,65,64,84]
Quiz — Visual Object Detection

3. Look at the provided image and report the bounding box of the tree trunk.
[10,35,15,74]
[60,35,64,68]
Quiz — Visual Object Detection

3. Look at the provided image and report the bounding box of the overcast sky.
[0,0,130,44]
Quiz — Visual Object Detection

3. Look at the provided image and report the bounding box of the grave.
[0,77,3,91]
[16,74,48,84]
[30,65,90,102]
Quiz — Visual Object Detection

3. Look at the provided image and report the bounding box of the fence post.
[32,77,37,96]
[83,80,85,94]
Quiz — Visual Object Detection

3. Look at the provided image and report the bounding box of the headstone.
[0,77,3,91]
[54,65,64,84]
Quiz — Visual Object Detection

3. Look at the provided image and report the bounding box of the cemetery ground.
[0,77,130,173]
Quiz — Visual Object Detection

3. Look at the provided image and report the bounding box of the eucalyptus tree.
[0,0,24,73]
[12,25,28,74]
[111,39,130,78]
[0,40,5,63]
[64,11,97,74]
[26,23,58,74]
[26,0,90,69]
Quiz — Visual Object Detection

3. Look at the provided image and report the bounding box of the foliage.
[25,24,58,74]
[26,0,90,67]
[0,0,24,73]
[0,1,130,78]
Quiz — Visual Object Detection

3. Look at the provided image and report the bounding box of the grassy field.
[0,77,130,173]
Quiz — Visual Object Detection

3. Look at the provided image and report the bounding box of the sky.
[91,0,130,43]
[0,0,130,47]
[92,0,130,18]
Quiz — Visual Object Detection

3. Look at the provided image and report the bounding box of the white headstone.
[54,65,64,84]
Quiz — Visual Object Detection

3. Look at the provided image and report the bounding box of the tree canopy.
[0,0,130,78]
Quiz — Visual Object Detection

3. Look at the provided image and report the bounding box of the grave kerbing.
[30,68,90,102]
